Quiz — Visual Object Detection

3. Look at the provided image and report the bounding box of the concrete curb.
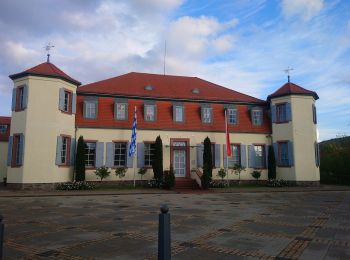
[0,185,349,197]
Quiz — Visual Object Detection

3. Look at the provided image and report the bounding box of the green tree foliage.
[163,164,175,189]
[320,136,350,184]
[251,170,261,182]
[75,136,87,182]
[152,135,163,183]
[268,145,276,180]
[201,136,212,189]
[94,166,111,182]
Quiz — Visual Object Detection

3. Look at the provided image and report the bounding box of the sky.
[0,0,349,141]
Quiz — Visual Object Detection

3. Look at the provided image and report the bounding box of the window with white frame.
[144,143,155,167]
[0,124,8,134]
[85,101,96,119]
[174,105,184,122]
[252,109,263,126]
[60,136,70,165]
[254,145,265,168]
[85,142,96,167]
[278,142,289,166]
[63,91,71,112]
[114,142,127,167]
[17,87,25,110]
[228,108,238,124]
[228,144,240,167]
[116,103,127,120]
[144,104,156,121]
[202,107,212,123]
[276,104,287,123]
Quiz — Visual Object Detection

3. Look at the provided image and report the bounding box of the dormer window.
[114,98,128,121]
[83,97,98,119]
[201,104,213,124]
[251,108,263,126]
[192,88,200,94]
[0,124,8,134]
[144,85,154,91]
[227,108,238,125]
[144,102,156,121]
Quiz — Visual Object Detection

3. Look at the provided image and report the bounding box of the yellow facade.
[77,128,269,182]
[7,76,76,184]
[0,142,8,181]
[271,95,320,182]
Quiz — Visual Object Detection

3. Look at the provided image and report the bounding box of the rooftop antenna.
[284,66,294,83]
[163,40,166,75]
[44,42,55,63]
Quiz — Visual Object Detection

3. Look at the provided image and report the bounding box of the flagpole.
[133,106,137,188]
[225,109,229,186]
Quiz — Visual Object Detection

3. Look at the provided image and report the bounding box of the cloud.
[281,0,324,21]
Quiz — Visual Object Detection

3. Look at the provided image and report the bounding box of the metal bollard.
[158,205,171,260]
[0,215,4,260]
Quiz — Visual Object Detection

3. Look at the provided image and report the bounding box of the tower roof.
[9,62,81,86]
[267,82,319,100]
[78,72,264,104]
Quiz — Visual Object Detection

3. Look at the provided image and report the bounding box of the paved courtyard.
[1,191,350,259]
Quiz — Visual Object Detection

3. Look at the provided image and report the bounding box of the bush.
[56,181,95,190]
[201,137,212,189]
[266,179,295,187]
[115,167,127,178]
[251,170,261,181]
[138,167,147,180]
[94,166,111,182]
[148,179,162,188]
[232,164,245,184]
[163,165,175,189]
[210,180,228,188]
[217,168,227,181]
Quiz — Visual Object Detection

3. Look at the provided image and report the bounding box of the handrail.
[190,168,202,189]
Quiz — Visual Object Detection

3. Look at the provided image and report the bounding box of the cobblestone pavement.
[1,191,350,259]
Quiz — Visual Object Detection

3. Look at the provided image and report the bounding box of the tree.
[251,170,261,183]
[138,167,147,181]
[233,164,246,184]
[163,164,175,189]
[201,136,212,189]
[75,136,87,182]
[94,166,110,182]
[268,145,276,180]
[217,168,227,181]
[152,136,163,183]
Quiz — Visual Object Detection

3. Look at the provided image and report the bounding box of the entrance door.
[174,150,186,177]
[171,140,189,178]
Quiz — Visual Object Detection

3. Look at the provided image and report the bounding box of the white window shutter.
[55,136,63,165]
[105,142,114,167]
[126,142,133,168]
[58,88,65,111]
[240,145,247,167]
[137,143,145,168]
[7,136,13,166]
[95,142,104,168]
[11,88,17,111]
[197,144,204,167]
[72,93,77,114]
[22,85,28,109]
[214,144,220,168]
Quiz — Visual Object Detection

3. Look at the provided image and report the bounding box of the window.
[252,109,263,126]
[116,103,127,120]
[144,143,155,167]
[114,142,127,167]
[84,100,97,119]
[254,145,265,168]
[16,87,24,111]
[278,142,289,166]
[228,108,238,124]
[314,142,320,167]
[144,104,156,121]
[276,104,287,123]
[174,105,184,122]
[61,136,71,165]
[202,107,212,123]
[63,91,71,112]
[85,142,96,167]
[227,144,240,167]
[14,135,21,166]
[0,124,8,134]
[312,104,317,124]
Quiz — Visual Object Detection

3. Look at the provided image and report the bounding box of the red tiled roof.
[75,97,271,133]
[268,82,319,100]
[9,62,81,86]
[78,72,264,104]
[0,116,11,142]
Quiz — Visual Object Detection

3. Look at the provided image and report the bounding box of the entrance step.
[175,178,200,189]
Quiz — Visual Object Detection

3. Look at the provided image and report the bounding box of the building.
[0,60,320,189]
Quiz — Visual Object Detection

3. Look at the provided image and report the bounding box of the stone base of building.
[293,181,320,186]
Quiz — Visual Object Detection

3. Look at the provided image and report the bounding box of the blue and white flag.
[128,106,137,157]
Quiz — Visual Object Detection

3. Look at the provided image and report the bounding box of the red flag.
[225,109,232,157]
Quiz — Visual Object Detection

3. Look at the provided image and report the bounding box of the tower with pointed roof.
[268,81,320,185]
[7,60,81,188]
